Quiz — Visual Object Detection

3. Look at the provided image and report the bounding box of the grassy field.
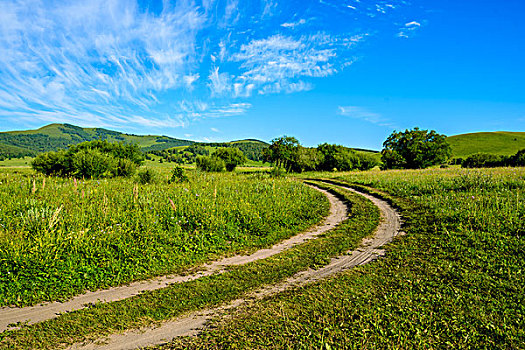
[0,181,379,349]
[448,131,525,157]
[0,157,31,167]
[169,167,525,349]
[0,168,327,307]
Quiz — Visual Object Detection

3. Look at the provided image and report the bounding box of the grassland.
[169,167,525,349]
[0,168,327,307]
[0,181,379,349]
[448,131,525,157]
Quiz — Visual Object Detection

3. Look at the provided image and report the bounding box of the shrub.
[356,152,380,170]
[135,168,160,184]
[462,153,505,168]
[31,150,71,176]
[115,158,138,177]
[212,148,246,171]
[196,156,225,172]
[72,149,116,179]
[510,149,525,166]
[270,166,285,178]
[31,140,143,178]
[168,166,189,183]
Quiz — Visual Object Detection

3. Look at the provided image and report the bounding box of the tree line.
[262,136,380,172]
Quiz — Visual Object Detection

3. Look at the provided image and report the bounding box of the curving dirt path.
[67,183,402,350]
[0,185,347,333]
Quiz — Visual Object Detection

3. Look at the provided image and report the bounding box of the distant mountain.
[0,123,272,160]
[447,131,525,158]
[0,123,196,158]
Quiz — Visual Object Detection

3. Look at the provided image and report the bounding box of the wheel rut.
[0,185,347,333]
[66,182,403,350]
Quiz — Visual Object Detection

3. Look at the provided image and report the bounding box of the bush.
[196,156,225,172]
[212,148,246,171]
[115,158,138,177]
[462,153,506,168]
[356,152,380,170]
[31,140,143,178]
[72,149,116,179]
[449,157,464,165]
[135,168,160,184]
[509,149,525,166]
[168,166,189,183]
[31,150,71,176]
[270,166,285,178]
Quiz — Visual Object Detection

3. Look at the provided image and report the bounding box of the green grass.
[0,157,32,168]
[0,169,327,307]
[448,131,525,157]
[0,183,379,350]
[169,167,525,349]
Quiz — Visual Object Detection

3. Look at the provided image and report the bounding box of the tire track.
[68,183,402,350]
[0,185,347,333]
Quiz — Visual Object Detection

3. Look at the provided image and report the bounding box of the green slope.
[448,131,525,158]
[0,123,195,155]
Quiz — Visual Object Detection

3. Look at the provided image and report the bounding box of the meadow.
[0,168,327,307]
[0,175,379,349]
[169,167,525,349]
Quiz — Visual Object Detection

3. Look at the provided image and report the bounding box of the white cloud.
[208,67,232,96]
[184,74,200,90]
[405,21,421,27]
[281,19,306,29]
[230,33,352,95]
[338,106,394,127]
[211,127,220,132]
[398,20,423,38]
[0,0,204,130]
[0,0,413,131]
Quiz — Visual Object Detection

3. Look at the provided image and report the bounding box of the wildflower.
[169,198,176,211]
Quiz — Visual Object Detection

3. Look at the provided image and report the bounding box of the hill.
[149,139,271,164]
[0,123,195,159]
[447,131,525,158]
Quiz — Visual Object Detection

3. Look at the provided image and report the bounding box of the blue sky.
[0,0,523,150]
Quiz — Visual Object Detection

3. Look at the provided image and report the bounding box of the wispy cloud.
[0,0,205,130]
[0,0,413,131]
[281,19,306,29]
[227,32,366,96]
[398,20,423,38]
[338,106,394,127]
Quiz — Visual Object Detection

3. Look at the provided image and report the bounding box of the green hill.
[447,131,525,158]
[0,123,195,159]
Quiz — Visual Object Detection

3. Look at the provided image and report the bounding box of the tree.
[212,147,246,171]
[381,128,451,169]
[263,136,300,172]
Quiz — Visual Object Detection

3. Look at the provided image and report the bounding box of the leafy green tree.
[212,147,246,171]
[317,143,363,171]
[381,128,451,169]
[263,136,300,172]
[296,147,324,172]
